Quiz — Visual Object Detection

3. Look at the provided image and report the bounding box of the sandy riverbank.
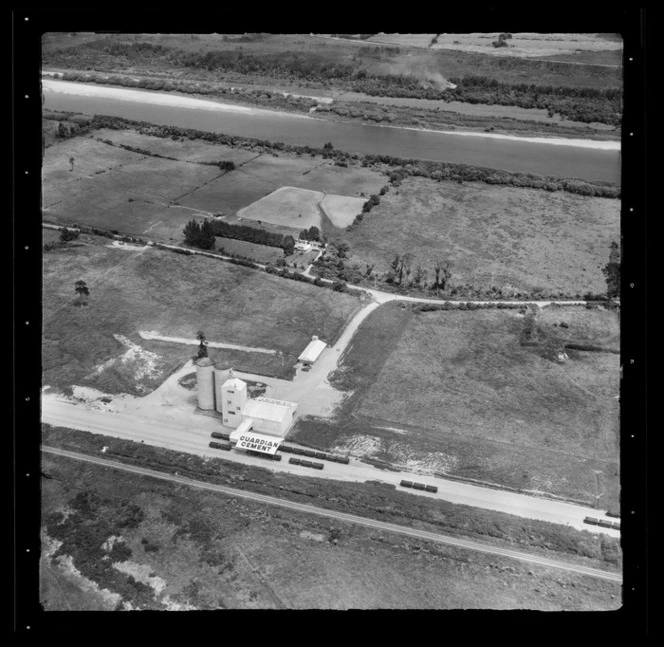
[407,126,621,150]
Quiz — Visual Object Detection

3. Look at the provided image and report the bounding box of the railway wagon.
[209,441,232,451]
[411,482,427,491]
[584,517,600,525]
[211,432,231,440]
[424,485,438,493]
[400,480,413,488]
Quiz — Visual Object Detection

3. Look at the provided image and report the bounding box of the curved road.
[41,446,622,584]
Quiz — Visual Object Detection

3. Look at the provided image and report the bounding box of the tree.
[74,280,89,306]
[218,160,236,172]
[433,259,453,292]
[199,219,216,250]
[602,241,621,299]
[183,219,201,246]
[282,235,295,256]
[413,265,427,288]
[69,156,75,172]
[323,141,334,150]
[196,330,208,358]
[336,241,350,259]
[57,122,68,139]
[60,227,79,242]
[298,225,320,242]
[183,218,215,249]
[398,252,414,285]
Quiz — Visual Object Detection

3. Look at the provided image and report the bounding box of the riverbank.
[42,72,621,148]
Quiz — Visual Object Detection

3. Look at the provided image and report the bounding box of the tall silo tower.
[213,363,230,414]
[221,369,248,428]
[195,357,215,411]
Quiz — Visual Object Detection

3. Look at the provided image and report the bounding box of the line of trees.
[386,254,453,292]
[299,225,321,242]
[183,218,296,255]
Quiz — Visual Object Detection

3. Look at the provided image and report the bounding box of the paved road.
[41,397,619,537]
[41,445,622,584]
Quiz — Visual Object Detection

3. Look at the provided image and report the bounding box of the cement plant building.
[196,359,298,452]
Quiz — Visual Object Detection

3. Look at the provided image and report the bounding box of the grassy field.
[42,32,623,90]
[42,235,360,394]
[293,302,620,509]
[214,236,284,263]
[42,129,385,241]
[340,176,620,296]
[40,438,621,610]
[179,153,384,222]
[359,308,619,458]
[428,33,622,62]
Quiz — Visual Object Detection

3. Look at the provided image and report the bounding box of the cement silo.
[195,357,215,411]
[213,363,231,414]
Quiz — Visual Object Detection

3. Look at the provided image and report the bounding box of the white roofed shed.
[241,397,297,436]
[298,335,327,365]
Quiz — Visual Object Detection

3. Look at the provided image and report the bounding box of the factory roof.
[243,397,295,422]
[298,337,327,364]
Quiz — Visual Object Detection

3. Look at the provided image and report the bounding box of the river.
[43,80,620,184]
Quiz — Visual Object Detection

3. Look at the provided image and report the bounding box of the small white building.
[243,397,296,435]
[298,335,327,365]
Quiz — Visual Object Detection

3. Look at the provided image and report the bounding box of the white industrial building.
[195,360,298,451]
[298,335,327,365]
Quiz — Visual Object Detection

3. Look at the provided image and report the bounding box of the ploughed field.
[42,235,360,394]
[42,128,385,242]
[293,303,620,509]
[342,176,620,296]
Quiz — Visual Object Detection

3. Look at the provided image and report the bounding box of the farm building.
[195,360,297,443]
[298,335,327,365]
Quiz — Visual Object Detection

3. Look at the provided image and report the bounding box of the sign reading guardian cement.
[237,433,282,455]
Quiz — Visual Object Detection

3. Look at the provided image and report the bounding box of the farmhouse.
[196,360,297,446]
[298,335,327,365]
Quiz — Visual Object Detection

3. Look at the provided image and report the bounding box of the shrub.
[59,227,80,242]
